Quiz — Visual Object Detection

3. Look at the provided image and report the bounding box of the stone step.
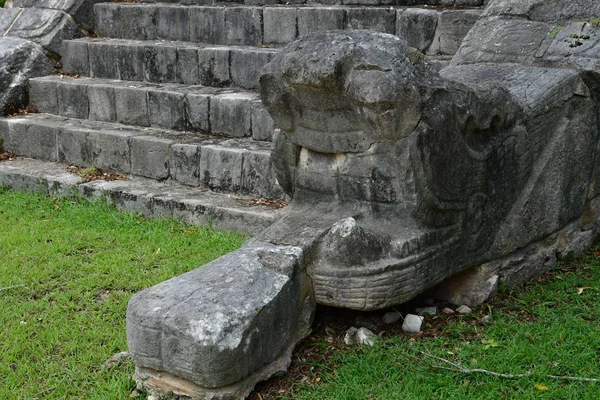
[0,114,285,200]
[29,76,275,141]
[94,3,482,53]
[0,157,280,235]
[61,38,279,90]
[118,0,485,8]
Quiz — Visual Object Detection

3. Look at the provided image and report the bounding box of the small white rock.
[482,314,493,324]
[356,327,377,346]
[344,327,359,346]
[457,305,472,314]
[402,314,424,334]
[344,326,377,346]
[382,311,401,324]
[441,307,455,315]
[417,306,437,316]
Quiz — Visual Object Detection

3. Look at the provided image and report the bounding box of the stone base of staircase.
[0,157,281,235]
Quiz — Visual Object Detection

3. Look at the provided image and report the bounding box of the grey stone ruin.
[126,0,600,398]
[0,0,94,115]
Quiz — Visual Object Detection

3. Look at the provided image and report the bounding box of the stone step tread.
[29,75,275,141]
[94,2,484,48]
[61,38,280,90]
[118,0,485,7]
[0,113,285,199]
[0,157,281,235]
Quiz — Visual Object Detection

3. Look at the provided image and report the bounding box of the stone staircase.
[0,0,485,234]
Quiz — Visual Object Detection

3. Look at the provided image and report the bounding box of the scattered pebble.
[457,305,472,314]
[356,327,377,346]
[481,314,493,324]
[441,307,455,315]
[382,311,401,324]
[344,327,377,346]
[417,306,437,316]
[402,314,424,334]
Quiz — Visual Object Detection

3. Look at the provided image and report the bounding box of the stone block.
[93,3,118,38]
[118,43,145,82]
[242,148,281,198]
[189,7,225,44]
[157,6,189,41]
[88,129,136,173]
[428,10,482,56]
[29,78,58,114]
[298,8,345,37]
[114,86,150,127]
[224,7,262,46]
[177,47,199,85]
[264,8,297,45]
[148,89,186,131]
[117,5,159,40]
[130,136,173,179]
[24,122,59,162]
[396,8,438,52]
[88,83,116,122]
[346,8,395,34]
[170,144,202,186]
[210,93,256,138]
[186,93,211,133]
[198,47,231,87]
[61,40,89,76]
[89,41,120,79]
[144,44,178,83]
[230,49,277,89]
[57,125,92,166]
[57,80,89,119]
[251,101,275,141]
[0,118,29,155]
[199,144,244,192]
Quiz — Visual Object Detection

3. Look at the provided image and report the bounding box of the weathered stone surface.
[428,10,482,56]
[396,8,438,52]
[127,244,314,398]
[435,266,499,307]
[263,7,297,45]
[4,7,81,55]
[0,157,277,235]
[14,0,105,30]
[0,37,52,116]
[261,29,599,310]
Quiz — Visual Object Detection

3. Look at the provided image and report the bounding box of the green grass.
[287,258,600,399]
[0,187,246,399]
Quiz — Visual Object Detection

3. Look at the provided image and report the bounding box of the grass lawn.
[0,187,246,399]
[1,187,599,399]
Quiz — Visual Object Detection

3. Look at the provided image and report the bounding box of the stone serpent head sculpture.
[260,30,546,310]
